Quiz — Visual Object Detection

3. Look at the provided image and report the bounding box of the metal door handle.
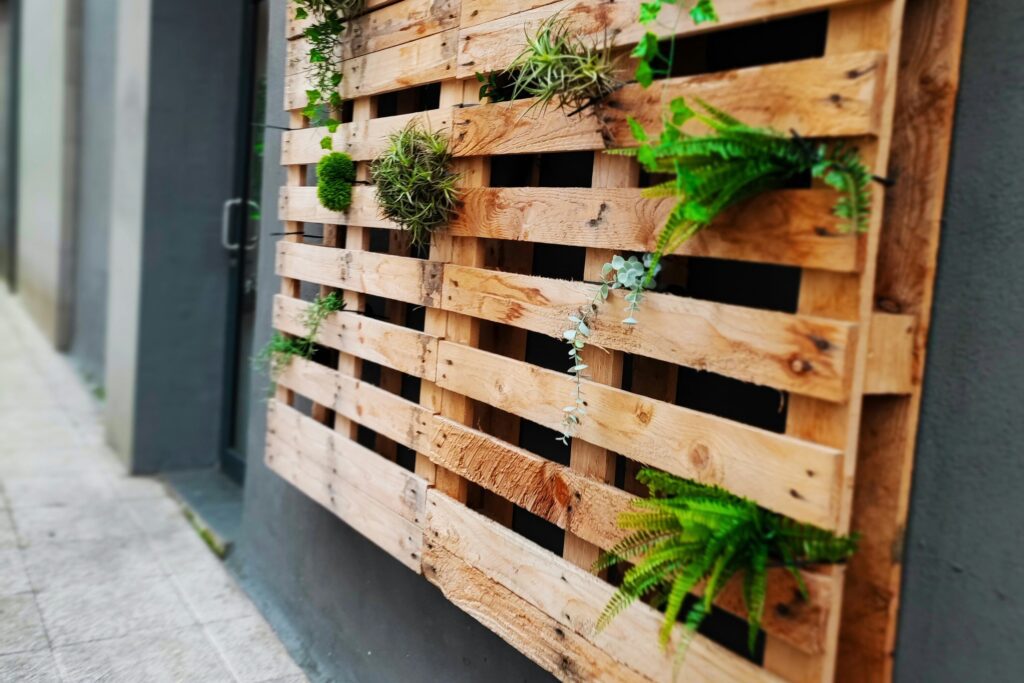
[221,198,261,251]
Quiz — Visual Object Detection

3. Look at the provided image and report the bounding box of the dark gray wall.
[234,2,549,681]
[68,0,116,387]
[895,2,1024,682]
[128,0,247,473]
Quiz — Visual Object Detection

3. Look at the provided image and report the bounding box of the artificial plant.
[370,123,460,247]
[293,0,364,149]
[316,152,356,212]
[503,15,622,115]
[596,468,858,656]
[257,291,346,379]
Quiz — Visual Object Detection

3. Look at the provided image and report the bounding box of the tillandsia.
[316,152,356,212]
[632,0,718,87]
[504,15,622,116]
[559,255,660,444]
[257,291,346,380]
[293,0,364,149]
[610,96,873,289]
[595,468,858,660]
[370,123,460,247]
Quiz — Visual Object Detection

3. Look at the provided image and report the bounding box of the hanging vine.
[293,0,364,149]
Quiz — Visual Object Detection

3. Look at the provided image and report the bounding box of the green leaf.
[689,0,719,24]
[320,136,333,150]
[295,7,308,20]
[326,118,341,133]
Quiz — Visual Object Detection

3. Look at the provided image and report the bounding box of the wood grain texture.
[272,294,438,380]
[435,341,842,528]
[276,356,435,453]
[442,265,858,401]
[451,52,886,155]
[863,312,914,394]
[837,1,969,680]
[286,28,457,106]
[275,241,443,307]
[457,0,872,76]
[285,0,399,39]
[426,491,785,683]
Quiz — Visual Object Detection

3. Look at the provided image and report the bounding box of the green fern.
[611,97,873,287]
[596,468,857,656]
[256,291,346,379]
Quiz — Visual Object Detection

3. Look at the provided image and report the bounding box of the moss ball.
[317,152,355,212]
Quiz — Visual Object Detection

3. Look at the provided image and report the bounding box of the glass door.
[220,0,268,483]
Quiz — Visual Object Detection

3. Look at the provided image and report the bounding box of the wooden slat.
[434,341,842,528]
[425,491,784,683]
[268,399,428,523]
[442,265,858,401]
[275,241,443,307]
[838,1,968,680]
[282,107,455,164]
[427,415,834,655]
[347,0,460,58]
[450,52,886,157]
[457,0,871,77]
[766,2,908,681]
[424,544,651,683]
[285,28,458,106]
[285,0,400,39]
[281,184,860,271]
[276,357,435,453]
[863,312,914,394]
[272,294,438,380]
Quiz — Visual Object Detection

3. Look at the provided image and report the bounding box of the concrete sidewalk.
[0,288,306,683]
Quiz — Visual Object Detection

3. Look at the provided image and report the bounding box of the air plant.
[370,123,460,247]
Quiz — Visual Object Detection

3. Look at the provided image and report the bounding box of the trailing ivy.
[612,97,872,287]
[316,152,356,212]
[632,0,718,87]
[370,123,460,247]
[504,15,622,116]
[257,292,346,380]
[595,468,857,658]
[293,0,364,149]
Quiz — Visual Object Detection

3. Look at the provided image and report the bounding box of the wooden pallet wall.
[267,0,967,680]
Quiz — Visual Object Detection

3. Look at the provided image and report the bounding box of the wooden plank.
[276,356,435,453]
[459,0,558,28]
[424,544,652,683]
[265,429,425,572]
[285,28,458,106]
[268,399,428,524]
[451,52,886,157]
[415,79,489,502]
[838,1,969,680]
[434,341,842,528]
[275,241,443,307]
[346,0,460,59]
[425,491,785,683]
[441,265,859,401]
[285,0,399,39]
[766,2,908,681]
[864,312,914,394]
[427,415,833,654]
[457,0,871,77]
[280,184,860,271]
[272,294,439,380]
[282,107,455,164]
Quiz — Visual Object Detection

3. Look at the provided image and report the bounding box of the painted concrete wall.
[234,3,551,681]
[106,0,246,473]
[14,0,76,345]
[68,0,117,388]
[0,0,12,287]
[894,2,1024,681]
